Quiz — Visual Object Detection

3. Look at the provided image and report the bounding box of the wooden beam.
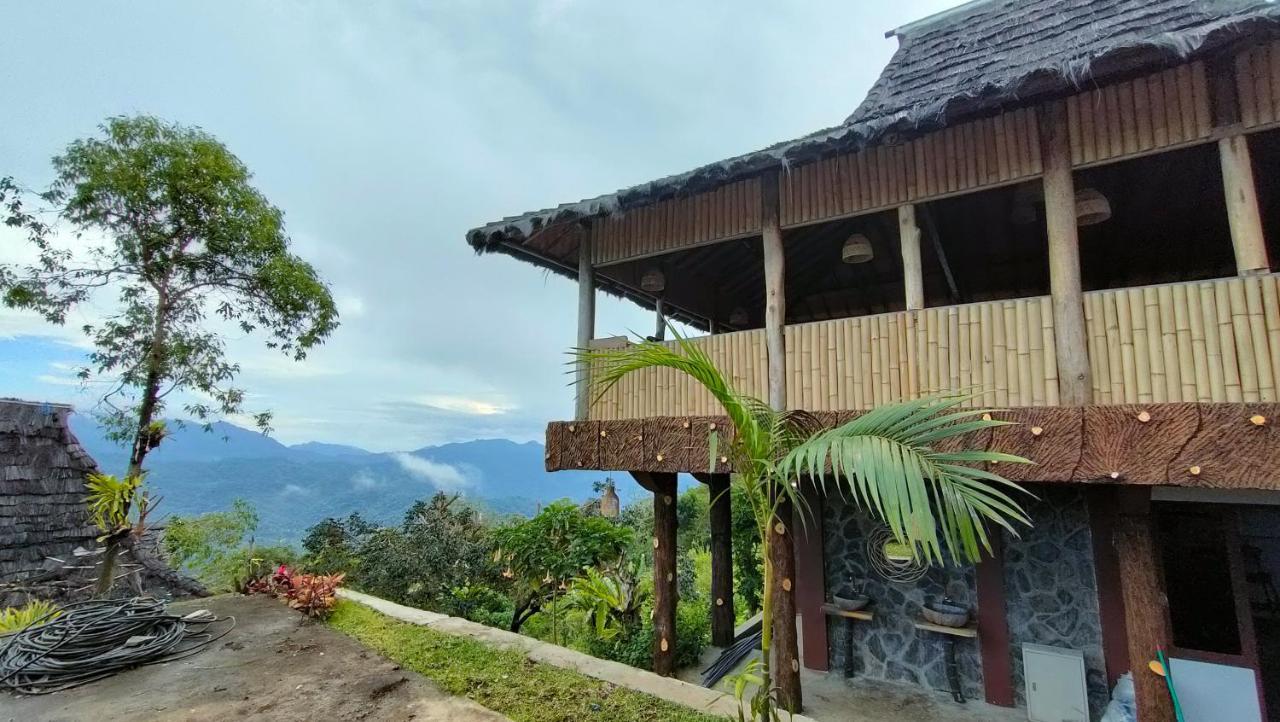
[975,532,1014,707]
[1220,133,1270,275]
[653,297,667,341]
[920,204,961,303]
[762,173,786,411]
[1114,488,1174,722]
[795,481,828,671]
[1087,486,1132,690]
[576,232,596,420]
[705,473,735,647]
[1040,100,1093,406]
[899,204,925,311]
[635,471,679,676]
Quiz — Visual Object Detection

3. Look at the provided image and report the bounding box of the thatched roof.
[467,0,1280,256]
[1,399,99,603]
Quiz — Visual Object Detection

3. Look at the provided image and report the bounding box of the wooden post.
[1087,486,1132,689]
[899,204,924,311]
[634,471,679,676]
[762,173,787,412]
[761,171,802,711]
[769,493,802,712]
[575,231,596,420]
[795,480,828,672]
[975,532,1014,706]
[1220,134,1270,275]
[707,473,735,647]
[654,298,667,341]
[1114,488,1173,722]
[1040,101,1093,406]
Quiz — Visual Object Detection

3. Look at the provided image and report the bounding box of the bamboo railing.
[586,274,1280,420]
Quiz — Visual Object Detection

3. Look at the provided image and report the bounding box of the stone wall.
[1002,485,1108,719]
[823,485,1109,718]
[823,498,983,701]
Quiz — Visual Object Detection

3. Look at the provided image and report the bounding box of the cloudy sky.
[1,1,960,451]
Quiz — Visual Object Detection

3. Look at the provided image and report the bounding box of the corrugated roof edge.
[466,4,1280,252]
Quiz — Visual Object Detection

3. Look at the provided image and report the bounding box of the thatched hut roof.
[0,399,99,604]
[466,0,1280,261]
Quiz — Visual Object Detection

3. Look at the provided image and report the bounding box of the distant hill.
[67,416,637,544]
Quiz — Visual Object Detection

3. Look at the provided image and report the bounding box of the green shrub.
[586,600,710,671]
[447,584,512,628]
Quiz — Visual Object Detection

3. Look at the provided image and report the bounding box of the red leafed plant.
[243,565,344,619]
[285,572,346,619]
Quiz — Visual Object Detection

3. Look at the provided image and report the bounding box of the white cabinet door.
[1023,644,1089,722]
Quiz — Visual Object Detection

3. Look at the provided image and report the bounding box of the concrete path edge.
[338,588,818,722]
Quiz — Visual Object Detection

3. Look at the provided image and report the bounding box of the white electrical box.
[1023,643,1089,722]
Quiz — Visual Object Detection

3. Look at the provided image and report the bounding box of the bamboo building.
[467,2,1280,720]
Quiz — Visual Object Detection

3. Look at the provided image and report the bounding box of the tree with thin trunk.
[582,331,1031,717]
[0,115,339,594]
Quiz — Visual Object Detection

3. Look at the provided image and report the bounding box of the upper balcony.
[587,272,1280,420]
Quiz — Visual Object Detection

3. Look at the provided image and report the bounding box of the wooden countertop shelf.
[913,619,977,637]
[820,603,873,621]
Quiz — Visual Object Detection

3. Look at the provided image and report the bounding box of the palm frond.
[778,396,1031,565]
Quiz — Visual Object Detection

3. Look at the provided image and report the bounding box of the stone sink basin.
[921,600,969,627]
[832,594,869,612]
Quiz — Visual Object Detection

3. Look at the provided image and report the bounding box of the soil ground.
[5,594,510,722]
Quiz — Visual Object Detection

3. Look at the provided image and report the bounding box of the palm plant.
[579,329,1031,716]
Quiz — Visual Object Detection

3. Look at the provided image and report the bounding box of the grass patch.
[326,600,723,722]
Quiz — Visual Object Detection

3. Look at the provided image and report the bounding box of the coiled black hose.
[0,597,234,695]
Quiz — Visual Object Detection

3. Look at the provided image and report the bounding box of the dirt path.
[5,594,510,722]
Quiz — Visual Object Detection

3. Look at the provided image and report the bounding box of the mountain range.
[67,417,631,544]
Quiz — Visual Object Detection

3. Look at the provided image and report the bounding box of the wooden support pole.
[1087,487,1131,689]
[761,171,801,710]
[1114,488,1173,722]
[1220,133,1270,275]
[762,173,787,412]
[769,493,802,712]
[899,204,925,311]
[795,481,828,672]
[1040,101,1093,406]
[706,473,735,647]
[575,231,596,420]
[975,532,1014,707]
[654,298,667,341]
[635,471,679,676]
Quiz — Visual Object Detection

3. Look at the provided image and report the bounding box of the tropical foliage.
[163,498,298,591]
[492,500,632,633]
[580,328,1031,714]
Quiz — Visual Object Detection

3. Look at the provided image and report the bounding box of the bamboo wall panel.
[1237,40,1280,129]
[779,108,1042,228]
[589,295,1061,419]
[588,329,768,421]
[1084,275,1280,404]
[1066,61,1211,166]
[589,177,762,266]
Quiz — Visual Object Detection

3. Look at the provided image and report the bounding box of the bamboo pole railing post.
[900,204,925,311]
[575,228,596,420]
[1040,100,1094,406]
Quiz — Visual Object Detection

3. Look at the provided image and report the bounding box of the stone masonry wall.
[823,498,983,701]
[824,485,1108,718]
[1002,485,1108,719]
